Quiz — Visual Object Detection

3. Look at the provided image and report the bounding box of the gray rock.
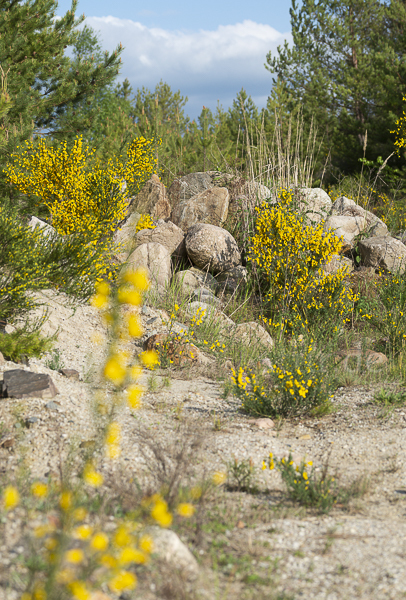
[185,223,241,274]
[29,216,57,239]
[321,254,353,276]
[135,220,186,258]
[297,188,332,224]
[325,196,388,248]
[147,527,199,580]
[112,211,141,263]
[215,266,248,293]
[358,236,406,273]
[186,301,235,332]
[172,268,217,296]
[171,187,229,231]
[45,400,60,411]
[190,288,221,306]
[127,242,172,289]
[1,370,59,399]
[231,322,274,349]
[167,171,222,207]
[58,368,80,381]
[132,174,171,220]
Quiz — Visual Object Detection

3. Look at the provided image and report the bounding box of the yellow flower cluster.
[135,213,156,233]
[248,190,358,332]
[4,136,158,237]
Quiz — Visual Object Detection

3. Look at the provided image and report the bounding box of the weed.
[226,457,257,493]
[45,348,65,371]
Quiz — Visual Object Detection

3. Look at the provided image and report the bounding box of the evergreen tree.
[0,0,123,163]
[265,0,406,177]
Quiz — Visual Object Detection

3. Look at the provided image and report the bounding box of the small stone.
[25,417,38,427]
[80,440,96,449]
[253,418,275,430]
[45,401,60,411]
[58,368,80,381]
[236,520,246,529]
[299,434,311,440]
[0,433,15,448]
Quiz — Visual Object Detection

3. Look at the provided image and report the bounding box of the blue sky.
[56,0,296,119]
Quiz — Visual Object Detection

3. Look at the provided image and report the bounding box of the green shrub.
[0,325,55,362]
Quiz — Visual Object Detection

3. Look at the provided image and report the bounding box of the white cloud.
[84,16,292,117]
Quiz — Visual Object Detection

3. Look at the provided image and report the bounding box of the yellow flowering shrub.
[262,452,338,513]
[248,189,357,333]
[232,338,334,417]
[4,136,158,236]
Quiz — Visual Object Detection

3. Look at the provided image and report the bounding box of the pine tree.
[0,0,123,168]
[265,0,406,177]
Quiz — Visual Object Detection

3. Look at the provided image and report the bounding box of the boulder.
[127,242,172,289]
[112,211,141,262]
[325,196,388,248]
[185,223,241,274]
[231,322,274,349]
[132,174,171,219]
[135,220,186,258]
[185,301,234,333]
[297,188,332,224]
[1,370,59,399]
[215,266,248,294]
[241,180,271,204]
[143,333,213,366]
[358,236,406,274]
[171,187,229,231]
[335,348,388,371]
[147,527,199,580]
[321,254,353,276]
[29,216,57,239]
[167,171,222,207]
[172,267,217,296]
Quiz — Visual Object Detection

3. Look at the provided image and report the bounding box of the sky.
[56,0,296,120]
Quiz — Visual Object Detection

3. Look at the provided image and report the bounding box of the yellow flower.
[90,532,109,552]
[151,497,172,527]
[128,314,144,338]
[68,581,90,600]
[60,491,73,511]
[65,548,84,564]
[104,355,126,385]
[302,472,308,481]
[212,471,227,486]
[140,350,159,368]
[83,466,104,488]
[3,486,19,510]
[114,525,132,547]
[108,571,137,593]
[96,281,110,296]
[129,364,143,380]
[90,293,109,309]
[127,385,143,409]
[106,422,121,445]
[119,546,147,565]
[74,525,93,540]
[118,288,142,306]
[177,503,195,518]
[73,507,87,522]
[31,482,48,498]
[139,534,154,553]
[99,553,117,568]
[123,267,150,291]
